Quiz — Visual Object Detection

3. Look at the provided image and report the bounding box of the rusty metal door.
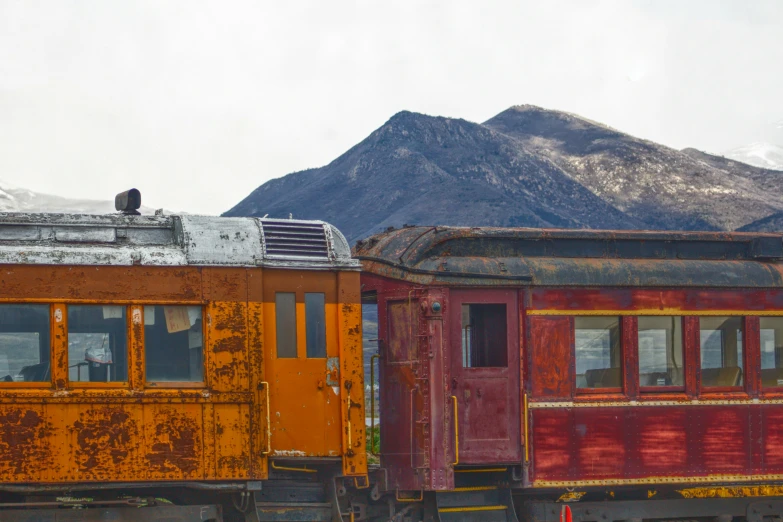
[449,289,521,464]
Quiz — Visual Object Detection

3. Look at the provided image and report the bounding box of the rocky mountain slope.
[484,106,783,231]
[226,106,783,240]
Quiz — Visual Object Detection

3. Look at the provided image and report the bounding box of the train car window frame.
[760,316,783,391]
[638,316,685,393]
[66,304,130,388]
[0,303,52,387]
[574,316,624,395]
[699,315,746,392]
[460,303,509,368]
[305,293,327,359]
[143,305,206,388]
[275,292,298,359]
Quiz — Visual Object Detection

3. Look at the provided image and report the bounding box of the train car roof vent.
[261,219,330,259]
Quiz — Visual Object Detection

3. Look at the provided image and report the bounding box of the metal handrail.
[370,354,380,455]
[260,381,271,455]
[452,395,459,466]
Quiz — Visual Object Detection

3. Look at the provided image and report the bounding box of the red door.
[449,289,521,464]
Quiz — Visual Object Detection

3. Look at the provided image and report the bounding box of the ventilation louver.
[261,220,329,259]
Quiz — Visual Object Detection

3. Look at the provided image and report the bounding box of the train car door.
[262,272,342,457]
[449,289,521,463]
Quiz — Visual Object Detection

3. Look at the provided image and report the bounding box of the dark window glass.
[460,304,507,368]
[760,317,783,388]
[276,293,297,358]
[638,316,684,387]
[144,306,203,382]
[575,316,621,389]
[305,293,326,358]
[68,305,127,383]
[0,304,50,383]
[700,316,743,387]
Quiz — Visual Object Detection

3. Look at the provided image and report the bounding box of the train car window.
[760,317,783,388]
[575,316,621,389]
[387,300,419,363]
[276,292,297,358]
[700,316,743,387]
[144,306,203,382]
[68,305,128,383]
[638,316,684,388]
[460,304,507,368]
[0,304,50,383]
[305,293,326,358]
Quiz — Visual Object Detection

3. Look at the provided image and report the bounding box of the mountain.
[226,111,643,241]
[737,212,783,233]
[0,180,155,215]
[724,143,783,171]
[483,106,783,231]
[225,106,783,240]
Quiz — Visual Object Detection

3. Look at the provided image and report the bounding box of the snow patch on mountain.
[0,179,154,214]
[724,143,783,171]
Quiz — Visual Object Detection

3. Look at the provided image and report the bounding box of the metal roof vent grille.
[261,220,329,259]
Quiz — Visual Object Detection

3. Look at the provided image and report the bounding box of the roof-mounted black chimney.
[115,189,141,215]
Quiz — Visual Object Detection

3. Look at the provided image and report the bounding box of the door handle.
[451,377,458,389]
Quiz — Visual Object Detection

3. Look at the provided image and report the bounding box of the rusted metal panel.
[337,271,368,477]
[214,403,252,479]
[530,287,783,313]
[356,226,783,287]
[0,405,52,482]
[376,287,427,491]
[143,404,203,480]
[205,270,250,393]
[0,266,203,302]
[246,268,269,479]
[51,304,68,390]
[0,261,281,484]
[528,316,573,399]
[68,405,143,481]
[423,288,451,490]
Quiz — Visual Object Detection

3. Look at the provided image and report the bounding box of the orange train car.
[0,209,366,521]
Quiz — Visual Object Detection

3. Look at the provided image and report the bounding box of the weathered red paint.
[530,287,783,313]
[531,404,774,483]
[528,316,573,400]
[365,274,524,492]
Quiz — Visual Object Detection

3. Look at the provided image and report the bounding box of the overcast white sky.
[1,0,782,214]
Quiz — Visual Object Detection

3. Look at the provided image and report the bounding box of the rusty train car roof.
[0,212,358,269]
[354,226,783,287]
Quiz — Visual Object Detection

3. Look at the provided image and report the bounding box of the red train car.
[356,226,783,522]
